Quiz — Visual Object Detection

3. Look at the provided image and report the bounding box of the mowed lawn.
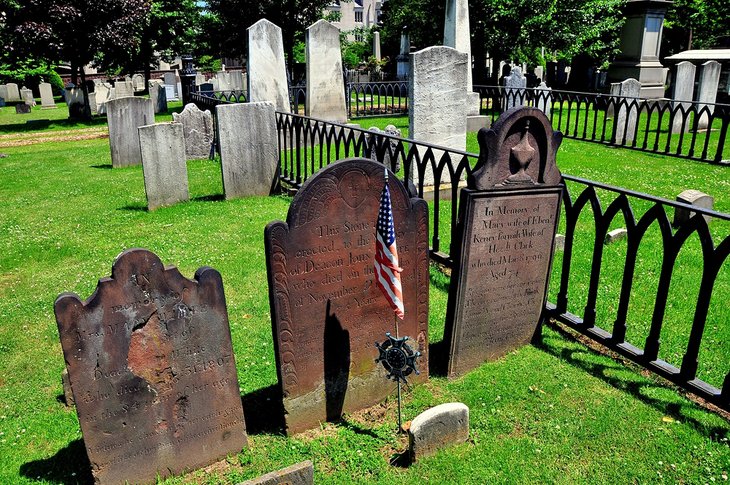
[0,105,728,484]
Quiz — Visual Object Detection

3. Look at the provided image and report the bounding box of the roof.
[665,49,730,61]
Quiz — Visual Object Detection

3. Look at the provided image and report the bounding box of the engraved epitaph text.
[265,158,429,435]
[55,249,247,484]
[445,107,563,377]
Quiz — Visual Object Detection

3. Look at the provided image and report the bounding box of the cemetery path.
[0,127,108,148]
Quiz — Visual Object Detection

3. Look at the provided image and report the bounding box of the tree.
[205,0,331,73]
[5,0,149,118]
[662,0,730,57]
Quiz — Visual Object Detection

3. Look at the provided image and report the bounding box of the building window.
[355,11,363,22]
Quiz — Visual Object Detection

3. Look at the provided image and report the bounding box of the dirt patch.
[0,128,108,148]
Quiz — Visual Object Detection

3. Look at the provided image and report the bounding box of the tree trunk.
[80,68,92,120]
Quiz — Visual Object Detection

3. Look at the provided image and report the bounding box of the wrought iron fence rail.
[275,110,730,412]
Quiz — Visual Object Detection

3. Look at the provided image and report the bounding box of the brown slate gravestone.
[444,107,564,378]
[265,158,429,435]
[55,249,248,484]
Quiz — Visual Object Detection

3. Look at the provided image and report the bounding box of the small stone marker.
[673,189,714,227]
[247,19,292,112]
[265,158,429,435]
[217,102,278,199]
[172,103,214,160]
[106,97,155,168]
[15,104,31,114]
[672,61,696,134]
[305,20,347,123]
[444,107,563,377]
[554,233,566,251]
[21,86,36,106]
[238,460,314,485]
[55,249,248,484]
[408,402,469,462]
[150,82,168,114]
[39,82,56,108]
[604,228,628,244]
[139,122,190,210]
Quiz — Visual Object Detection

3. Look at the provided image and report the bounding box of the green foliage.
[195,55,222,74]
[663,0,730,56]
[341,29,373,69]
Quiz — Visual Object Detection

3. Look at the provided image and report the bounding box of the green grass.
[0,114,728,484]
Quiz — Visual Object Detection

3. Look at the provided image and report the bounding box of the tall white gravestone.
[139,122,190,210]
[444,0,480,118]
[5,83,20,102]
[614,78,641,144]
[106,97,155,168]
[247,19,292,113]
[305,20,347,123]
[672,61,696,134]
[217,102,279,199]
[697,60,721,131]
[39,83,56,108]
[409,46,468,186]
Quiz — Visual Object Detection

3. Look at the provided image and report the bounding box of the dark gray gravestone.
[265,158,429,435]
[444,107,563,378]
[15,103,31,114]
[55,249,248,484]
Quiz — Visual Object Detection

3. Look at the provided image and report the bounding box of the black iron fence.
[275,110,730,412]
[191,89,247,108]
[287,82,409,118]
[475,85,730,165]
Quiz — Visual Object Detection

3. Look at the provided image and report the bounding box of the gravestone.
[408,46,468,185]
[503,67,526,110]
[614,78,641,144]
[239,461,314,485]
[373,31,381,61]
[65,87,87,117]
[697,60,721,131]
[21,87,36,106]
[150,82,168,114]
[195,73,206,86]
[165,84,176,101]
[139,122,190,210]
[15,103,31,114]
[672,61,696,134]
[106,97,155,168]
[673,189,714,227]
[408,403,469,462]
[172,103,214,160]
[6,83,20,102]
[396,33,410,81]
[39,82,56,108]
[305,20,347,123]
[218,102,278,198]
[132,73,145,92]
[55,249,248,484]
[199,82,214,92]
[265,158,429,434]
[0,84,7,101]
[606,82,621,118]
[367,124,402,172]
[444,107,563,378]
[443,0,481,118]
[114,80,134,98]
[95,83,112,114]
[535,81,552,117]
[164,72,177,91]
[247,19,292,113]
[534,66,544,83]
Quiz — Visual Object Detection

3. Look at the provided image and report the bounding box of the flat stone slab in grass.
[238,460,314,485]
[55,248,248,484]
[408,402,469,462]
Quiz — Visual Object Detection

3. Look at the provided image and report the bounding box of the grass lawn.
[0,110,727,483]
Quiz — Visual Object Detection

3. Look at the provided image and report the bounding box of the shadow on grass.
[241,384,286,435]
[428,339,448,377]
[536,321,729,440]
[118,203,148,212]
[90,164,112,169]
[192,194,225,202]
[0,117,108,135]
[19,439,93,484]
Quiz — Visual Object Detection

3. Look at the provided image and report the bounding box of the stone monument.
[55,249,248,484]
[305,20,347,123]
[106,97,155,168]
[172,103,214,160]
[503,67,527,111]
[247,19,292,112]
[444,107,563,378]
[614,78,641,144]
[265,158,429,434]
[39,82,56,108]
[139,122,190,210]
[671,61,695,134]
[697,60,721,131]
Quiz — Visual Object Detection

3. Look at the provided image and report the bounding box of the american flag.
[374,172,404,319]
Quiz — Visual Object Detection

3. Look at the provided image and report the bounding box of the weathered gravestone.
[114,80,134,98]
[238,460,314,485]
[408,46,468,185]
[265,158,429,434]
[107,97,155,168]
[444,107,563,378]
[172,103,214,160]
[614,78,641,144]
[132,73,145,92]
[305,20,347,123]
[39,82,56,108]
[15,103,31,114]
[503,67,527,111]
[672,61,696,134]
[0,84,8,102]
[697,60,721,130]
[139,122,190,210]
[21,86,36,106]
[5,83,20,102]
[535,81,552,118]
[55,249,248,484]
[247,19,292,113]
[149,81,168,114]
